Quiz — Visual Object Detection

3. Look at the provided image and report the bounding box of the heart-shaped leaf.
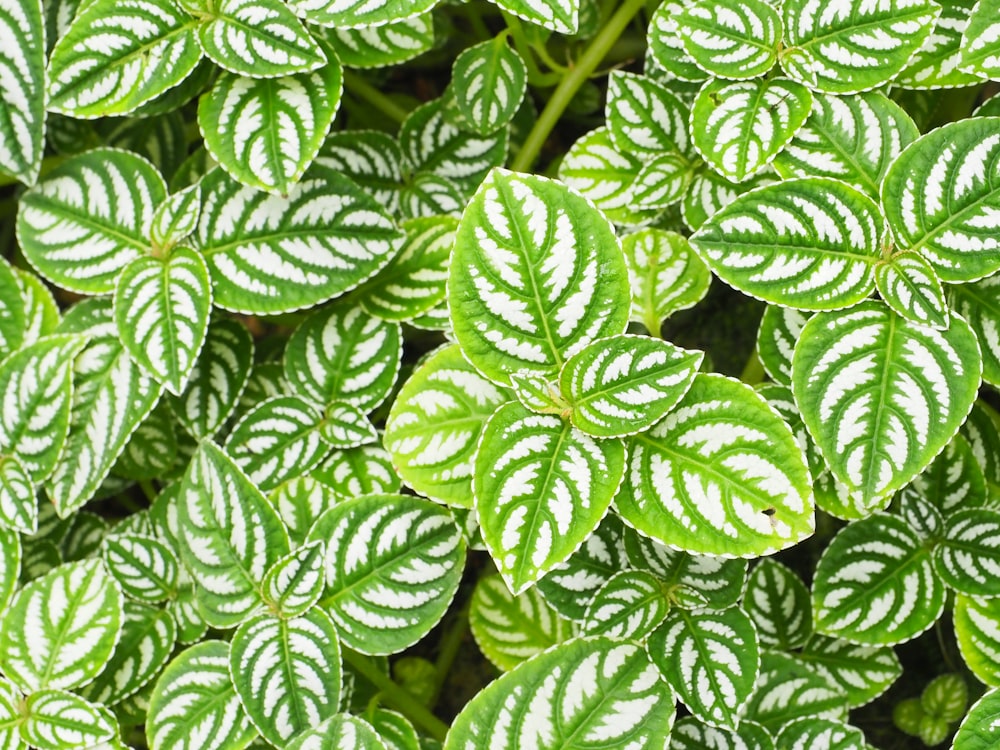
[605,71,691,157]
[745,558,812,650]
[261,540,325,617]
[744,652,849,733]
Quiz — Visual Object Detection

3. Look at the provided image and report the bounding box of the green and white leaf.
[261,541,325,618]
[605,71,691,157]
[955,594,1000,686]
[147,640,256,750]
[284,0,437,29]
[934,508,1000,596]
[962,401,1000,503]
[0,559,122,691]
[559,335,702,438]
[881,117,1000,283]
[961,0,1000,75]
[196,163,402,314]
[475,401,625,594]
[952,686,1000,750]
[648,1,709,82]
[755,306,810,387]
[59,510,107,562]
[284,301,401,411]
[470,574,577,672]
[0,676,21,749]
[16,149,167,293]
[677,0,781,79]
[315,130,402,213]
[690,78,812,182]
[668,717,774,750]
[324,14,434,69]
[772,91,919,199]
[310,444,400,499]
[114,246,212,394]
[774,718,866,750]
[0,527,19,611]
[269,477,340,546]
[397,172,464,220]
[46,0,202,117]
[895,0,985,88]
[319,402,377,449]
[22,689,116,750]
[177,441,290,628]
[617,373,814,557]
[798,634,902,707]
[745,558,812,650]
[198,0,325,78]
[0,456,33,536]
[0,260,24,361]
[309,493,465,655]
[198,60,342,195]
[812,513,946,644]
[582,570,669,640]
[690,177,883,310]
[0,0,45,184]
[913,434,988,514]
[451,36,527,136]
[486,0,578,34]
[557,128,651,226]
[368,708,418,750]
[779,0,940,93]
[229,610,341,746]
[682,168,767,231]
[286,714,387,750]
[743,652,849,733]
[150,184,200,253]
[792,303,982,503]
[952,275,1000,387]
[114,401,178,481]
[102,533,179,602]
[14,268,60,347]
[630,152,695,210]
[647,606,759,728]
[168,318,253,439]
[449,168,629,386]
[874,252,948,329]
[444,637,675,750]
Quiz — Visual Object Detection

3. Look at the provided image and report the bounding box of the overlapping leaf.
[952,275,1000,387]
[961,0,1000,76]
[774,718,866,750]
[261,540,325,617]
[874,252,949,329]
[487,0,578,33]
[582,570,669,640]
[798,634,902,707]
[934,508,1000,596]
[310,444,400,498]
[315,130,402,212]
[150,184,200,252]
[648,0,709,82]
[0,260,24,361]
[451,36,527,136]
[22,689,117,749]
[325,14,435,69]
[270,477,340,545]
[953,687,1000,750]
[743,652,849,733]
[914,434,988,514]
[677,0,781,79]
[682,168,766,231]
[102,534,179,602]
[557,128,651,226]
[745,559,812,650]
[668,718,774,750]
[284,0,437,29]
[320,402,377,449]
[0,456,33,536]
[954,594,1000,686]
[286,714,388,750]
[605,71,691,157]
[0,0,45,184]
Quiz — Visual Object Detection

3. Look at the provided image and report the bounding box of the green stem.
[428,601,471,706]
[502,12,562,87]
[138,480,159,503]
[510,0,649,172]
[342,649,450,742]
[740,351,766,385]
[342,71,411,125]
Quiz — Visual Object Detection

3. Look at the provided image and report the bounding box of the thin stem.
[342,649,450,742]
[138,480,159,504]
[502,12,562,87]
[428,601,471,706]
[342,71,411,125]
[510,0,649,172]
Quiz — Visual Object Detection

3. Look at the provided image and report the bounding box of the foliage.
[1,0,1000,748]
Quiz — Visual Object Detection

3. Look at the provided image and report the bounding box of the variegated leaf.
[690,177,882,309]
[46,0,202,117]
[617,373,814,557]
[913,434,988,514]
[444,638,675,750]
[882,117,1000,282]
[451,36,527,136]
[324,14,434,69]
[309,493,465,655]
[315,130,402,213]
[177,441,290,628]
[582,570,669,640]
[0,528,19,611]
[475,401,625,594]
[198,60,342,195]
[398,172,464,220]
[168,317,253,439]
[114,246,212,394]
[114,401,178,481]
[812,513,946,644]
[668,717,774,750]
[147,640,256,750]
[774,718,866,750]
[229,610,341,746]
[150,184,200,252]
[450,168,629,386]
[560,335,702,438]
[745,558,812,650]
[269,477,340,546]
[368,709,418,750]
[22,689,116,750]
[0,0,45,184]
[961,0,1000,75]
[648,0,709,82]
[743,652,849,733]
[605,71,691,157]
[677,0,781,79]
[0,677,21,749]
[284,0,437,29]
[647,606,759,728]
[198,0,325,78]
[955,593,1000,686]
[896,0,985,88]
[261,540,325,617]
[286,714,387,750]
[962,401,1000,503]
[13,268,60,347]
[690,78,812,182]
[779,0,940,93]
[196,163,402,314]
[284,301,401,411]
[60,510,107,562]
[0,559,122,691]
[0,260,24,362]
[470,574,577,671]
[319,402,377,449]
[772,91,919,199]
[682,168,767,231]
[756,306,810,386]
[953,687,1000,750]
[934,508,1000,596]
[311,445,399,499]
[102,533,178,603]
[798,634,902,707]
[0,456,33,536]
[792,303,982,504]
[952,275,1000,387]
[487,0,578,34]
[631,152,694,210]
[16,148,167,293]
[877,250,951,330]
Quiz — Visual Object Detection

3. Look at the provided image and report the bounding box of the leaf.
[16,148,167,293]
[451,36,527,136]
[114,401,179,481]
[0,456,33,536]
[114,246,212,394]
[443,637,675,750]
[743,652,849,733]
[196,163,403,315]
[690,78,812,182]
[309,493,465,655]
[269,477,340,546]
[324,14,435,69]
[0,261,24,362]
[605,71,691,157]
[953,687,1000,750]
[648,0,710,82]
[797,634,901,709]
[284,301,401,411]
[168,318,254,439]
[874,251,949,330]
[470,574,577,672]
[229,610,341,746]
[647,606,759,728]
[774,718,866,750]
[961,0,1000,75]
[779,0,940,93]
[0,528,19,611]
[934,508,1000,596]
[150,184,201,252]
[897,0,985,88]
[677,0,781,79]
[0,677,22,749]
[450,168,629,386]
[177,441,290,628]
[368,709,418,750]
[0,559,122,691]
[22,689,116,749]
[261,540,325,617]
[954,594,1000,686]
[13,268,60,348]
[744,558,812,650]
[913,434,988,514]
[755,306,810,387]
[668,717,774,750]
[198,60,342,195]
[962,401,1000,503]
[582,570,669,640]
[812,513,946,644]
[398,172,464,220]
[46,0,202,117]
[198,0,325,78]
[147,640,257,750]
[316,130,403,213]
[682,168,767,231]
[0,0,45,184]
[560,335,702,438]
[617,373,814,557]
[792,302,982,504]
[772,91,919,199]
[475,401,625,594]
[951,275,1000,387]
[631,152,695,210]
[286,714,388,750]
[102,534,179,603]
[319,402,377,449]
[881,116,1000,283]
[284,0,437,28]
[487,0,578,33]
[690,177,883,310]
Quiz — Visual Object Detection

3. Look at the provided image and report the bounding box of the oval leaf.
[934,508,1000,596]
[583,570,669,640]
[0,0,45,184]
[677,0,781,79]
